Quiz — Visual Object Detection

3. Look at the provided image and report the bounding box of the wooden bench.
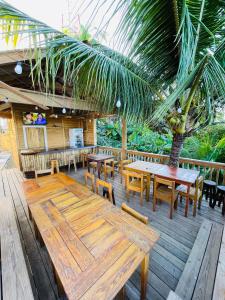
[213,225,225,300]
[173,220,223,300]
[0,197,34,300]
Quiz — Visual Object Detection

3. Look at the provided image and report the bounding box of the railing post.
[121,118,127,160]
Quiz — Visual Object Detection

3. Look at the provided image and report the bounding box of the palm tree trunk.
[169,133,185,167]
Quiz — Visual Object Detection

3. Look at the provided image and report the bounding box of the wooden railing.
[97,146,225,184]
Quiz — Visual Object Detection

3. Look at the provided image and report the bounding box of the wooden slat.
[0,196,34,300]
[213,226,225,300]
[175,220,212,300]
[167,291,182,300]
[192,223,223,300]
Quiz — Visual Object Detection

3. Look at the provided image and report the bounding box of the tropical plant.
[0,0,224,166]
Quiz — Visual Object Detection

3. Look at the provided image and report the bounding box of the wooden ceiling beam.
[0,81,49,110]
[0,102,11,111]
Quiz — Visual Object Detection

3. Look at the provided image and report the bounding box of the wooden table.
[22,173,159,300]
[87,154,114,178]
[126,161,200,217]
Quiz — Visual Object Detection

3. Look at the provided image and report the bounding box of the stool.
[51,159,59,174]
[68,155,77,172]
[213,185,225,215]
[103,187,116,206]
[203,180,216,207]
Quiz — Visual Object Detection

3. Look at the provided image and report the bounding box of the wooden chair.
[102,159,115,180]
[35,168,53,179]
[50,159,59,173]
[68,154,77,172]
[96,178,115,205]
[84,172,95,192]
[119,159,132,184]
[121,203,148,224]
[126,171,150,206]
[176,176,204,216]
[153,176,178,219]
[81,152,88,168]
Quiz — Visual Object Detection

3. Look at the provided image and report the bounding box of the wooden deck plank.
[175,220,212,300]
[213,226,225,300]
[192,223,223,300]
[0,196,34,300]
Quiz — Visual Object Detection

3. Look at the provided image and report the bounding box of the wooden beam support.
[0,102,11,111]
[0,81,49,110]
[121,118,127,160]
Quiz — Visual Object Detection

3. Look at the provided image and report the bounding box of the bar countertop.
[20,145,96,156]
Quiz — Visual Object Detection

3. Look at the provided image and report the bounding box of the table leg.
[141,254,149,300]
[97,161,101,179]
[87,159,90,173]
[185,185,190,217]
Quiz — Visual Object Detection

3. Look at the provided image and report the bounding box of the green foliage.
[97,118,172,154]
[97,119,225,162]
[182,124,225,162]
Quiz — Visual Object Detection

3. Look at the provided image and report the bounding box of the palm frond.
[0,0,157,122]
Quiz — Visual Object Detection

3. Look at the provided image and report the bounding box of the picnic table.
[126,161,200,217]
[22,173,159,300]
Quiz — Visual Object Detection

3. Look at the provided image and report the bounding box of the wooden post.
[121,118,127,160]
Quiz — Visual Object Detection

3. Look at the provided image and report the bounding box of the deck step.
[175,220,212,300]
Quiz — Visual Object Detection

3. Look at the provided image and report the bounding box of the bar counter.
[20,146,96,172]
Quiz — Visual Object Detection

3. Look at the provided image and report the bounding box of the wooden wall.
[11,103,96,150]
[0,117,20,167]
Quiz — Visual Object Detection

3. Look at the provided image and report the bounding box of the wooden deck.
[0,167,224,300]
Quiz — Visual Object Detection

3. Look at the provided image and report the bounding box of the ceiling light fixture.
[62,107,66,114]
[14,62,23,75]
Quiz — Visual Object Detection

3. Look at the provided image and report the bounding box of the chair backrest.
[121,203,148,224]
[104,159,114,169]
[155,176,175,188]
[126,171,144,190]
[35,169,53,179]
[84,172,95,192]
[154,176,176,200]
[96,179,113,202]
[195,175,204,197]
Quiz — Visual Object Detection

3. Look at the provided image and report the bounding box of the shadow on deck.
[0,167,224,300]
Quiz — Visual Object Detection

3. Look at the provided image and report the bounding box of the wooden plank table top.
[87,154,114,178]
[126,161,200,217]
[22,173,159,300]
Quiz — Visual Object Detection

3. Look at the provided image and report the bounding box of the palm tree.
[0,0,224,166]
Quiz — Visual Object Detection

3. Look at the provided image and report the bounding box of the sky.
[0,0,121,51]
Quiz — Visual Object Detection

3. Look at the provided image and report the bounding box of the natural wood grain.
[121,203,148,224]
[0,197,34,300]
[23,173,159,300]
[175,220,212,299]
[213,226,225,300]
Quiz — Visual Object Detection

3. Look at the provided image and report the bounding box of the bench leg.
[141,254,149,300]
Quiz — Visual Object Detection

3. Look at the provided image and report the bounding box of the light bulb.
[35,106,38,110]
[14,62,22,75]
[62,107,66,114]
[72,109,75,114]
[177,107,182,114]
[116,99,121,108]
[55,114,58,118]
